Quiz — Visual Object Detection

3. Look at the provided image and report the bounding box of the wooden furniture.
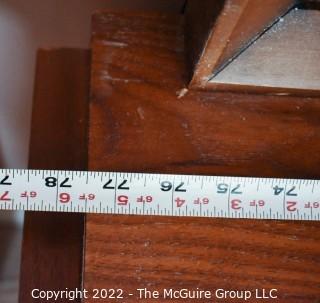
[209,7,320,94]
[85,11,320,303]
[186,0,296,88]
[19,49,89,302]
[186,0,320,94]
[20,2,320,302]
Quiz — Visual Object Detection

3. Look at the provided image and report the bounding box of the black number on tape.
[217,183,242,194]
[0,175,12,186]
[161,181,186,192]
[118,180,129,190]
[45,177,72,188]
[103,179,115,189]
[273,185,297,196]
[103,179,129,190]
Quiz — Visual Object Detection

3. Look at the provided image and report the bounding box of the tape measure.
[0,169,319,221]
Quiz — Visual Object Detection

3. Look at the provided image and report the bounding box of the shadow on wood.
[19,49,90,303]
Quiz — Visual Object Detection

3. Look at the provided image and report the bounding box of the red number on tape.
[249,200,265,207]
[194,197,209,205]
[20,191,37,198]
[79,194,96,201]
[286,201,297,212]
[59,193,71,203]
[175,197,185,208]
[136,195,153,203]
[117,195,128,206]
[231,199,242,210]
[0,191,10,201]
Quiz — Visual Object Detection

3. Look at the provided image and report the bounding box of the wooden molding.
[208,8,320,95]
[186,0,297,88]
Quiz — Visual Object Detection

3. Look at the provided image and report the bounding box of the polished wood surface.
[186,0,296,88]
[19,49,90,303]
[85,11,320,302]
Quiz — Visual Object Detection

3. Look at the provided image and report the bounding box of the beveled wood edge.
[185,0,320,96]
[186,0,297,88]
[203,82,320,97]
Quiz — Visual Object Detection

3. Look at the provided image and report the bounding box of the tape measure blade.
[0,169,318,221]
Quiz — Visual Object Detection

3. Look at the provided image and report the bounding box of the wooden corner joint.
[185,0,298,90]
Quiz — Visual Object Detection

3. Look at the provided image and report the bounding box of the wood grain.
[19,49,90,303]
[85,11,320,302]
[186,0,296,88]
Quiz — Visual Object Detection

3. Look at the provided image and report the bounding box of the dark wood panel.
[85,11,320,302]
[19,49,90,303]
[186,0,296,88]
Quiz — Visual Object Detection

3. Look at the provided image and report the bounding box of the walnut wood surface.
[19,49,90,303]
[186,0,296,88]
[85,11,320,302]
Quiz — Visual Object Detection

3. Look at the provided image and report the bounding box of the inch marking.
[0,169,318,221]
